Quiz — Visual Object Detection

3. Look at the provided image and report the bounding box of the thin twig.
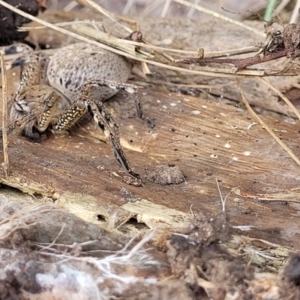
[0,0,246,78]
[290,0,300,23]
[216,177,226,212]
[18,20,104,32]
[173,0,265,37]
[63,0,79,11]
[0,53,9,177]
[76,0,132,33]
[139,79,235,89]
[273,0,290,16]
[38,223,66,252]
[179,48,288,70]
[238,81,300,167]
[19,22,259,57]
[161,0,172,17]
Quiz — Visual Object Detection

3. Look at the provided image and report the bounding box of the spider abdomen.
[47,43,132,103]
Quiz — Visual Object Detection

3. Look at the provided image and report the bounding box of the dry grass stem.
[173,0,265,37]
[141,79,235,89]
[71,23,148,57]
[258,77,300,121]
[273,0,290,16]
[38,230,158,268]
[37,223,66,252]
[18,20,105,32]
[20,21,258,58]
[290,0,300,23]
[186,66,265,76]
[141,0,163,16]
[216,177,228,212]
[232,187,300,203]
[63,0,79,11]
[0,53,9,177]
[161,0,172,17]
[0,201,54,240]
[20,20,188,54]
[238,82,300,167]
[76,0,133,33]
[204,46,260,58]
[0,0,247,79]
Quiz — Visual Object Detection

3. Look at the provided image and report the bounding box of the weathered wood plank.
[1,83,300,247]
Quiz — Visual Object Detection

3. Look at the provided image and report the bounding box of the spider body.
[5,42,151,183]
[48,43,132,102]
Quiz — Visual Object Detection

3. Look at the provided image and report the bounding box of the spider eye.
[274,30,281,36]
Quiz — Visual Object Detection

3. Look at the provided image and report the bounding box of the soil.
[0,0,46,45]
[144,164,185,184]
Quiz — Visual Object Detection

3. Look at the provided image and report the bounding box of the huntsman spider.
[1,40,153,184]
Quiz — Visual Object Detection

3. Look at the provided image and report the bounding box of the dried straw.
[0,54,9,177]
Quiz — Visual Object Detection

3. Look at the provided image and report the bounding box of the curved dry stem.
[173,0,265,37]
[76,0,133,33]
[0,202,55,240]
[0,1,263,78]
[257,77,300,121]
[20,20,259,58]
[0,53,9,177]
[238,81,300,167]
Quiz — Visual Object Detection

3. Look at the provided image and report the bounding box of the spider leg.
[86,79,154,129]
[90,97,120,141]
[0,43,33,56]
[0,43,49,90]
[14,53,49,91]
[53,80,140,180]
[3,46,57,141]
[9,85,61,142]
[53,101,87,132]
[85,100,140,180]
[55,100,140,180]
[81,80,142,179]
[0,107,45,138]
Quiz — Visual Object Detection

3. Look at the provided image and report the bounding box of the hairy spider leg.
[1,43,150,180]
[0,51,53,140]
[53,80,140,180]
[11,85,61,141]
[79,79,154,129]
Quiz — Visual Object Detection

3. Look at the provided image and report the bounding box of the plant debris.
[179,20,300,72]
[0,1,300,299]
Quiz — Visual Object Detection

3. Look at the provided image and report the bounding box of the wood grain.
[1,84,299,247]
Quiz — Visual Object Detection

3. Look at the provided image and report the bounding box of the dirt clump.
[144,164,185,185]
